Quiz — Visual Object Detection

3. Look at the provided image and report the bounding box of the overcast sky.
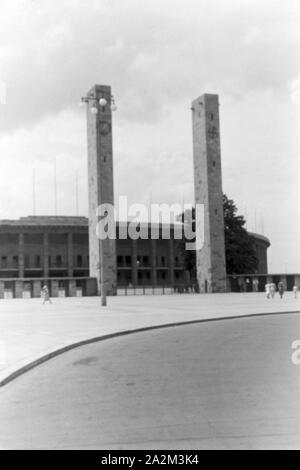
[0,0,299,272]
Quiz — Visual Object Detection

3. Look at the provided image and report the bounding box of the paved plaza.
[0,293,299,387]
[0,304,300,449]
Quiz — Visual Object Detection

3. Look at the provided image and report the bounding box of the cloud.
[0,0,299,131]
[0,109,87,216]
[0,0,299,272]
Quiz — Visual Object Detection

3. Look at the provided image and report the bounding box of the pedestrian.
[278,281,285,299]
[239,278,246,293]
[265,283,271,299]
[270,282,276,299]
[293,282,298,299]
[42,285,52,304]
[252,278,259,293]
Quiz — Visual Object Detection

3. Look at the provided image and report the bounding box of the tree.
[223,194,258,274]
[179,194,258,278]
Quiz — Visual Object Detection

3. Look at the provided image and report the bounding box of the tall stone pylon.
[86,84,117,295]
[192,93,227,293]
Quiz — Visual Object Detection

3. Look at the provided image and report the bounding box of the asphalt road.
[0,313,300,449]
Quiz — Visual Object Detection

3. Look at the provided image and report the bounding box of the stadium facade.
[0,215,270,298]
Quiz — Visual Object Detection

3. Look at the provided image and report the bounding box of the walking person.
[270,282,276,299]
[293,282,298,299]
[265,282,271,299]
[278,281,285,299]
[252,278,259,293]
[42,285,52,304]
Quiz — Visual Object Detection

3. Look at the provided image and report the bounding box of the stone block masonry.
[192,94,227,293]
[86,85,117,295]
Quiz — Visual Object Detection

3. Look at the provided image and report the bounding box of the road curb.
[0,309,299,388]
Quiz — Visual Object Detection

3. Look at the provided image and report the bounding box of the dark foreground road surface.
[0,313,300,449]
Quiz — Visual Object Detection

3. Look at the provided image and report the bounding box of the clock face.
[99,121,111,136]
[207,126,218,139]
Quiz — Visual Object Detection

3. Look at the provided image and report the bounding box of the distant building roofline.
[248,231,270,246]
[0,217,270,245]
[0,215,183,229]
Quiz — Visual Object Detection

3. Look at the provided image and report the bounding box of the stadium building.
[0,215,270,298]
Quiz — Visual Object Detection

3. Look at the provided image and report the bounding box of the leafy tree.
[179,195,258,278]
[223,194,258,274]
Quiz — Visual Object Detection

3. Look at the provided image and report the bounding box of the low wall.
[0,277,98,299]
[1,274,298,297]
[227,274,300,293]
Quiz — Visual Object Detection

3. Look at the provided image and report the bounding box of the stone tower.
[192,93,227,293]
[86,84,117,295]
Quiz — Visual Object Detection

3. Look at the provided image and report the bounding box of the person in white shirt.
[42,285,52,304]
[265,283,271,299]
[293,283,298,299]
[270,283,276,298]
